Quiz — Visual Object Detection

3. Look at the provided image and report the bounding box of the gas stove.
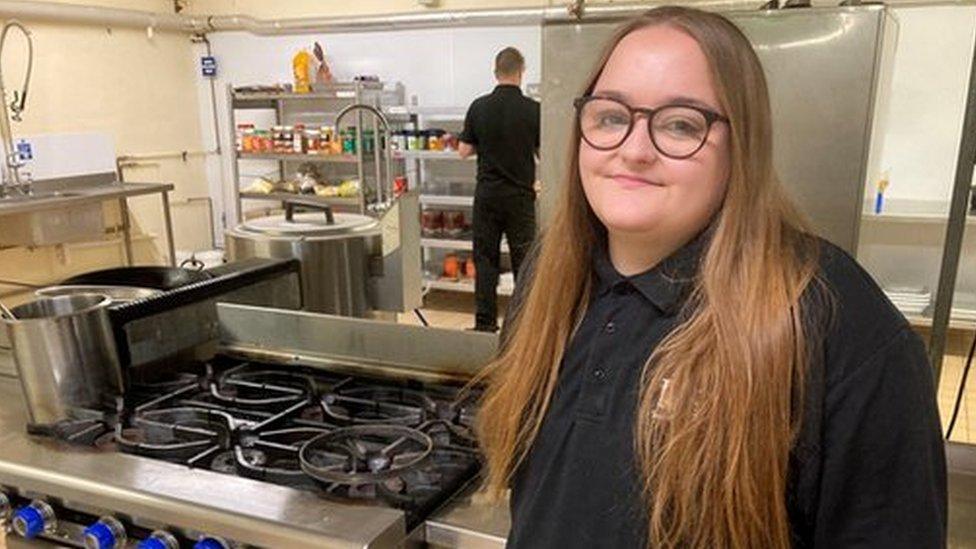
[29,357,482,535]
[0,305,505,549]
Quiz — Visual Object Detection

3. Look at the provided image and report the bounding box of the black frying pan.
[61,266,212,291]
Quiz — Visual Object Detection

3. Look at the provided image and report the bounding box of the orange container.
[443,254,460,280]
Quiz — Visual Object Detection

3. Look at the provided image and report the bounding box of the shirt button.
[604,321,616,334]
[592,368,606,380]
[612,283,630,295]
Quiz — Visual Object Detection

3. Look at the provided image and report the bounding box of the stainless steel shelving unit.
[396,108,513,296]
[228,81,407,223]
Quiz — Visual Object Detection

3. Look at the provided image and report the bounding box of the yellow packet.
[293,49,311,93]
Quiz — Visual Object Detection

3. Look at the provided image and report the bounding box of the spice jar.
[391,131,406,151]
[293,124,305,153]
[428,129,446,151]
[341,128,357,154]
[443,210,465,238]
[421,209,444,237]
[236,123,253,152]
[258,130,273,152]
[305,129,321,153]
[241,127,256,153]
[320,126,335,154]
[282,126,295,153]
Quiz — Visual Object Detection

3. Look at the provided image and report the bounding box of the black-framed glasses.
[573,95,729,159]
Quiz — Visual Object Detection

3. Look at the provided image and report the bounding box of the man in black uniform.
[459,47,540,333]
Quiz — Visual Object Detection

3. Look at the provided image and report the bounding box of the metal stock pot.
[224,201,382,316]
[2,293,123,425]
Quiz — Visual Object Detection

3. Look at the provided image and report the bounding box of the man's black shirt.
[505,234,947,548]
[460,84,540,197]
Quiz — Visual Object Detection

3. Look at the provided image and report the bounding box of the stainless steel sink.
[0,190,104,246]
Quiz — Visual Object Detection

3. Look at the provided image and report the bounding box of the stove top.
[34,357,482,530]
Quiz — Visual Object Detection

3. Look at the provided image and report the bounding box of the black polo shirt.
[506,233,947,548]
[460,85,540,197]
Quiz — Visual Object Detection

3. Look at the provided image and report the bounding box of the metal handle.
[179,256,206,272]
[284,199,335,225]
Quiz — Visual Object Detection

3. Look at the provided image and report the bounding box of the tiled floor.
[939,353,976,444]
[397,290,510,331]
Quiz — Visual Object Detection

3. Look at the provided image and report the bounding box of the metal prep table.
[0,174,176,267]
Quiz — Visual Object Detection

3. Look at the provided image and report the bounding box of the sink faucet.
[335,103,393,212]
[0,20,33,198]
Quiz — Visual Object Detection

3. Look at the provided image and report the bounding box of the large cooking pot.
[60,266,211,291]
[224,203,381,317]
[2,294,123,425]
[36,285,161,305]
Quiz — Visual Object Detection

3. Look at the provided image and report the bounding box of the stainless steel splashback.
[539,6,895,254]
[217,303,498,381]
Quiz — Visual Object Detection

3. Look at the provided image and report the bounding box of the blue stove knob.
[11,500,55,539]
[83,516,126,549]
[137,530,179,549]
[194,536,230,549]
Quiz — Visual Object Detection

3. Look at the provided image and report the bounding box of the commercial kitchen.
[0,0,973,548]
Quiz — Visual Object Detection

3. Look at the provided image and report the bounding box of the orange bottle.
[442,254,459,280]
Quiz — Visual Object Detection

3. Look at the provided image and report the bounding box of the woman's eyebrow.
[591,89,721,113]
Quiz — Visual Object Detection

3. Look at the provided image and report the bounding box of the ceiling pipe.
[0,0,762,36]
[203,1,762,35]
[0,0,207,32]
[0,0,963,36]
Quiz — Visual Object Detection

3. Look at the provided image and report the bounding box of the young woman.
[476,6,946,548]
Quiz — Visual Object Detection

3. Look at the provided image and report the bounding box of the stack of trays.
[883,286,931,316]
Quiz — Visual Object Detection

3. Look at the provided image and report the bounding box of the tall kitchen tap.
[0,20,33,197]
[335,103,393,211]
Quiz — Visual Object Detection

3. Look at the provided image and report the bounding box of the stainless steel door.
[540,6,892,254]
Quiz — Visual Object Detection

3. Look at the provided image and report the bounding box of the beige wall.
[0,0,211,303]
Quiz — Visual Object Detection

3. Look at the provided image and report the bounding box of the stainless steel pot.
[2,294,123,425]
[35,285,160,304]
[224,204,382,317]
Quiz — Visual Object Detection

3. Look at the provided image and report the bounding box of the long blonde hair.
[476,7,821,548]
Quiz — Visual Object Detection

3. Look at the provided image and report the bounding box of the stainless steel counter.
[424,486,509,548]
[0,374,407,548]
[0,181,173,216]
[0,174,177,266]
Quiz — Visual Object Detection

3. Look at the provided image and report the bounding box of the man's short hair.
[494,47,525,77]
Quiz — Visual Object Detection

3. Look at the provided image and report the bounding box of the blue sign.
[15,139,31,161]
[201,56,217,77]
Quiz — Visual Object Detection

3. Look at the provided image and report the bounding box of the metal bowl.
[35,285,161,305]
